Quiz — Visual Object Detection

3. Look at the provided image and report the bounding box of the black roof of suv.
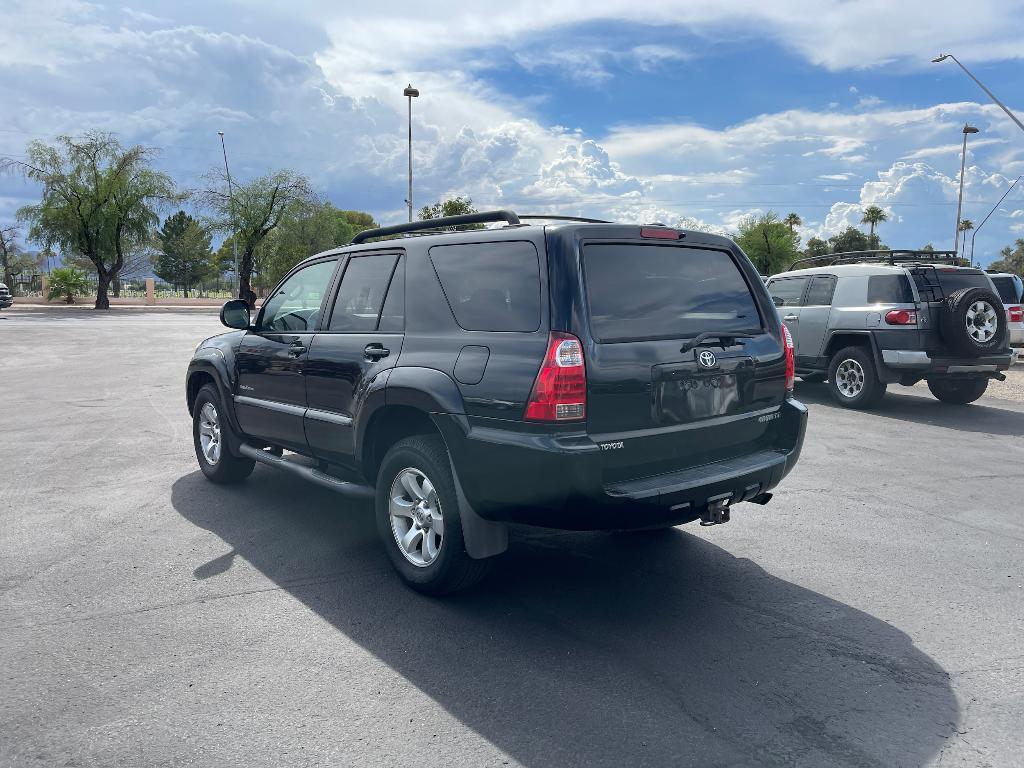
[186,210,807,594]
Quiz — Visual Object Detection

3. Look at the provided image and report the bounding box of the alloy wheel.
[389,468,444,567]
[965,300,998,343]
[197,402,221,465]
[835,359,865,399]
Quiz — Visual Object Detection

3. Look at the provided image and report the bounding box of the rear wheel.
[927,378,989,405]
[192,384,255,483]
[827,346,886,409]
[375,435,490,595]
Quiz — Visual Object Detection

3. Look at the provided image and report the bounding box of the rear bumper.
[0,298,12,308]
[880,349,1014,378]
[435,398,807,530]
[1010,326,1024,347]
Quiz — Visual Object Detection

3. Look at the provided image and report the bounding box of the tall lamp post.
[217,131,240,298]
[954,124,979,253]
[933,54,1024,135]
[970,175,1021,267]
[403,84,419,222]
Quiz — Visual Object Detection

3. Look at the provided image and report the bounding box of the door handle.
[287,339,306,357]
[364,343,390,360]
[782,315,799,322]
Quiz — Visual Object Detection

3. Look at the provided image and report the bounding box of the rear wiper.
[680,331,758,354]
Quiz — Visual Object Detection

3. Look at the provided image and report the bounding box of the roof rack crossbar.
[352,210,522,244]
[517,215,611,224]
[787,249,963,270]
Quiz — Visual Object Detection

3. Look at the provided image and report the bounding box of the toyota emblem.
[697,350,717,369]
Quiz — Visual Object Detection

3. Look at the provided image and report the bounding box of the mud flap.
[448,457,508,559]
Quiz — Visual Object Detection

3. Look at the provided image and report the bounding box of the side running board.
[238,444,374,500]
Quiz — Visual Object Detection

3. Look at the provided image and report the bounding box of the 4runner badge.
[697,350,717,369]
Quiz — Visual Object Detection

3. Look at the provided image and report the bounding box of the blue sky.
[2,0,1024,266]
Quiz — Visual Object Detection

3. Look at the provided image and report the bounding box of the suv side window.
[328,254,399,332]
[867,274,913,304]
[429,241,540,332]
[378,256,405,332]
[803,275,836,306]
[768,276,808,307]
[258,260,337,332]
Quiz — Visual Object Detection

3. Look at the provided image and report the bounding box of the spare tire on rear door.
[938,286,1007,357]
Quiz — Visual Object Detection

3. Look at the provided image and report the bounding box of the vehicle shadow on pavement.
[171,470,958,768]
[796,382,1024,436]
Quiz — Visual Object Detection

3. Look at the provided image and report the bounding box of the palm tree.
[860,206,888,239]
[957,219,975,255]
[783,212,802,233]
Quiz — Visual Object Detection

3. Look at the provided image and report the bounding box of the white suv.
[987,272,1024,348]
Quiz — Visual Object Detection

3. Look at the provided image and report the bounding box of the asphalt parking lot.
[1,306,1022,768]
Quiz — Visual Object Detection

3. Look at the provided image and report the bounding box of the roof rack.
[352,210,522,244]
[518,215,610,224]
[787,249,966,270]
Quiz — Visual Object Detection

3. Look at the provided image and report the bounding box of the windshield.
[583,243,762,342]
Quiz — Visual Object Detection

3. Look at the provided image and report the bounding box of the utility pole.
[218,131,240,298]
[404,84,419,222]
[954,124,979,253]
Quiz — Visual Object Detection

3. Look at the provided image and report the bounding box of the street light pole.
[933,54,1024,135]
[218,131,240,299]
[954,124,979,253]
[970,175,1021,268]
[403,84,419,223]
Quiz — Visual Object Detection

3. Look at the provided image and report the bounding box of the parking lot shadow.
[796,381,1024,436]
[172,470,957,767]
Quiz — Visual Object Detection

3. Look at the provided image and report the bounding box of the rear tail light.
[524,332,587,422]
[884,309,918,325]
[1008,306,1023,323]
[782,325,795,393]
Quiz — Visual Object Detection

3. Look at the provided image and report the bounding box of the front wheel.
[192,384,255,483]
[375,435,491,595]
[927,378,988,405]
[827,346,886,409]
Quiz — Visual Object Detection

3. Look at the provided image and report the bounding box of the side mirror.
[220,299,251,330]
[772,296,785,308]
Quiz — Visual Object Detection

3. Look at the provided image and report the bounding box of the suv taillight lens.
[884,309,918,325]
[782,325,795,393]
[1008,306,1023,323]
[524,332,586,422]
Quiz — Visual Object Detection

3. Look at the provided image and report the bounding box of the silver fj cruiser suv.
[767,250,1014,408]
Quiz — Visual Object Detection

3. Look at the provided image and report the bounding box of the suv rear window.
[583,244,761,342]
[430,241,540,332]
[990,275,1022,304]
[867,274,913,304]
[912,268,990,301]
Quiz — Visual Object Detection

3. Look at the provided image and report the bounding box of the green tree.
[921,243,935,252]
[734,212,800,275]
[333,209,378,244]
[0,224,19,287]
[155,211,216,297]
[419,196,484,230]
[201,168,317,307]
[860,205,888,240]
[988,239,1024,276]
[804,236,829,260]
[956,218,975,253]
[47,266,89,304]
[4,132,178,309]
[783,212,802,233]
[828,226,873,254]
[258,202,339,289]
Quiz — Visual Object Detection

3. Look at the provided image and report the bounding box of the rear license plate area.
[654,371,742,422]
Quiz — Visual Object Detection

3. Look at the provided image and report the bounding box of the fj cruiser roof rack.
[788,249,965,271]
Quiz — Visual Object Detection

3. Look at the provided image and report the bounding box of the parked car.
[0,282,13,309]
[987,271,1024,348]
[767,250,1014,408]
[186,211,806,594]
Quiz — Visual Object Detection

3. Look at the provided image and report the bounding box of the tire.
[192,384,256,483]
[827,346,886,409]
[939,287,1008,357]
[799,373,826,384]
[375,435,491,595]
[927,377,989,405]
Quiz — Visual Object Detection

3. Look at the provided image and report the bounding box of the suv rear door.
[767,275,808,343]
[576,239,788,483]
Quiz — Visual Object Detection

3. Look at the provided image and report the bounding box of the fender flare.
[186,351,246,455]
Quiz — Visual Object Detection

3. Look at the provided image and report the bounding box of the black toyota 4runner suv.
[186,211,807,594]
